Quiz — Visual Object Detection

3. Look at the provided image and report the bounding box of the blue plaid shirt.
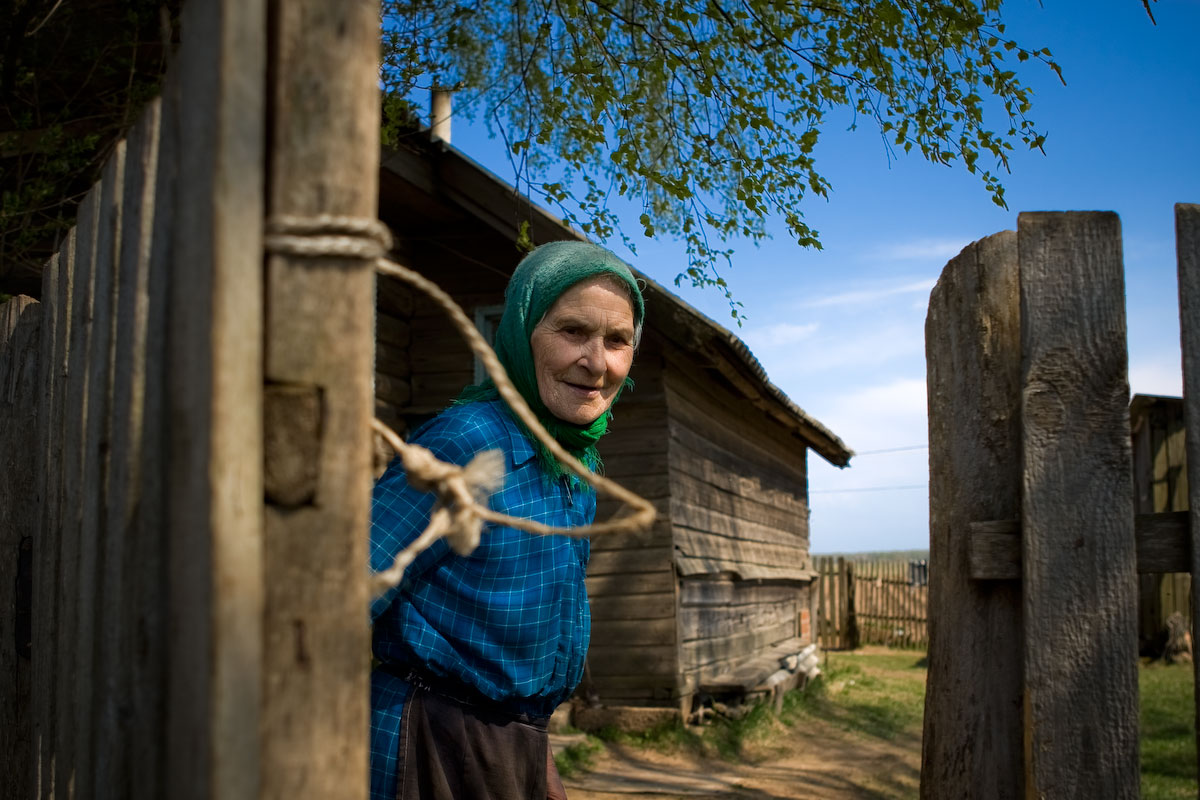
[368,399,594,800]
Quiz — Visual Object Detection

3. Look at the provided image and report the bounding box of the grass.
[554,647,929,777]
[556,647,1199,797]
[1141,658,1197,799]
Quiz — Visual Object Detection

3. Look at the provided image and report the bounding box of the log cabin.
[374,133,853,717]
[1130,393,1191,654]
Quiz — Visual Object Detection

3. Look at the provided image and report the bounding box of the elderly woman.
[368,241,645,800]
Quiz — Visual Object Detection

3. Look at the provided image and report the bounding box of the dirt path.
[560,711,921,800]
[561,648,926,799]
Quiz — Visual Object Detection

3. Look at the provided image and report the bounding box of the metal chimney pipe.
[431,89,452,144]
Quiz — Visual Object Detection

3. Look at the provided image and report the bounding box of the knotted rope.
[265,214,657,597]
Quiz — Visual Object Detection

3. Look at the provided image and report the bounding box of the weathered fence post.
[1018,212,1139,797]
[922,231,1024,798]
[1174,202,1200,785]
[259,1,380,797]
[1,295,42,800]
[166,0,266,797]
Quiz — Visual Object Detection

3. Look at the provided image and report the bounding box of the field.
[561,648,1198,799]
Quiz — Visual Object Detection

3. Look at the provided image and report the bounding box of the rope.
[265,214,657,598]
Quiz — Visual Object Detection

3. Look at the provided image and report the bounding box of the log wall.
[662,341,813,687]
[587,342,677,705]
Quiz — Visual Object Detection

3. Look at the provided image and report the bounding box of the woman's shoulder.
[410,400,521,466]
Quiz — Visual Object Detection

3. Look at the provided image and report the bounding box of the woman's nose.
[578,337,605,373]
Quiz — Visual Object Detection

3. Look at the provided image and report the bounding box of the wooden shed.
[374,135,852,714]
[1130,393,1191,653]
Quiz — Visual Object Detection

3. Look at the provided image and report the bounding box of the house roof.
[379,135,853,468]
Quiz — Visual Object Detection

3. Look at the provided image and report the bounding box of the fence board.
[57,184,101,796]
[1018,211,1139,797]
[36,239,74,798]
[165,1,266,797]
[73,138,125,797]
[93,101,162,799]
[1175,202,1200,786]
[259,1,379,797]
[0,295,42,800]
[921,230,1023,799]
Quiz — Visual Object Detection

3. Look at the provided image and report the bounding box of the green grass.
[785,649,927,741]
[558,648,1198,796]
[553,735,604,779]
[1141,659,1197,799]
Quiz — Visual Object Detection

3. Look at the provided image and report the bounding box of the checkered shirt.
[368,399,594,800]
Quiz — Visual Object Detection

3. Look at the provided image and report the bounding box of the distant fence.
[921,207,1200,798]
[0,1,380,797]
[814,557,928,650]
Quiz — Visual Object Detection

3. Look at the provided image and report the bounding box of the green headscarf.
[456,241,646,479]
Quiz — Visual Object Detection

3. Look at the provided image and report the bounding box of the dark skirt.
[396,681,568,800]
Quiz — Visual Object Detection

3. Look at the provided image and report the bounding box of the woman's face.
[530,276,637,425]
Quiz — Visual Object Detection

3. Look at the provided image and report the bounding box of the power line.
[853,445,928,455]
[811,483,927,494]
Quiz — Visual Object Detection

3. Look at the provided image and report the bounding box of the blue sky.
[447,0,1198,553]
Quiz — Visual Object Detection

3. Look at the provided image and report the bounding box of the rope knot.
[264,214,393,260]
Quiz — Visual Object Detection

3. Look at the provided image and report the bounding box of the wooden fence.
[921,207,1200,798]
[0,1,380,797]
[814,557,929,650]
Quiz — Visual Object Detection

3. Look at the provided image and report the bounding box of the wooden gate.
[0,1,380,797]
[921,207,1200,798]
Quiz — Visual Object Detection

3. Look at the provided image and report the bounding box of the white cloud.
[1129,359,1182,398]
[867,238,972,263]
[803,279,935,308]
[741,321,819,349]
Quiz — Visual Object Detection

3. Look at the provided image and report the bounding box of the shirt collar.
[498,402,538,467]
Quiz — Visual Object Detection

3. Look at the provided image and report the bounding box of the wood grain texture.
[166,2,266,798]
[128,79,176,800]
[0,295,42,800]
[95,99,160,800]
[1018,211,1138,798]
[261,1,379,797]
[73,137,124,798]
[921,230,1024,799]
[57,184,100,797]
[1174,202,1200,787]
[31,253,62,799]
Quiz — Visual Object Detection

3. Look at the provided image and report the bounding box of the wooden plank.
[377,274,414,318]
[1174,201,1200,787]
[585,645,675,678]
[678,598,796,643]
[588,592,675,621]
[588,571,675,597]
[260,2,379,797]
[74,139,125,795]
[668,424,809,517]
[587,547,673,576]
[681,619,796,670]
[970,512,1191,577]
[35,239,74,797]
[56,184,101,796]
[672,497,805,550]
[375,339,410,380]
[375,371,412,408]
[166,2,266,797]
[590,618,677,647]
[0,295,42,800]
[669,470,805,535]
[678,579,796,607]
[93,102,162,799]
[127,79,176,800]
[376,310,411,348]
[1018,212,1138,797]
[921,230,1023,798]
[30,252,62,798]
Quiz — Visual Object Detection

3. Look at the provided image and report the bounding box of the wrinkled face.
[530,276,637,425]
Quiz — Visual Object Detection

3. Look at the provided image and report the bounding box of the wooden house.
[374,135,852,714]
[1130,394,1191,653]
